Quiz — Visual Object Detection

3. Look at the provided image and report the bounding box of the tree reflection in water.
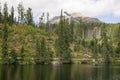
[0,64,120,80]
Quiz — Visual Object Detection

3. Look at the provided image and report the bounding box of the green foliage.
[116,42,120,54]
[55,10,71,62]
[117,24,120,42]
[39,13,45,29]
[74,39,81,52]
[0,2,120,64]
[9,48,17,64]
[3,2,8,23]
[92,27,98,61]
[20,45,34,64]
[101,24,110,63]
[45,12,50,32]
[78,20,84,39]
[35,37,52,64]
[25,8,33,25]
[69,21,74,43]
[81,39,86,47]
[0,4,2,23]
[9,6,14,25]
[18,2,25,23]
[1,23,9,64]
[20,46,25,60]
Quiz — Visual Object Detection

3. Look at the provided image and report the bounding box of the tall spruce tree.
[20,46,25,63]
[18,2,24,23]
[56,10,71,62]
[118,23,120,42]
[25,8,33,25]
[92,27,98,62]
[9,6,14,25]
[69,20,74,43]
[35,38,43,63]
[116,23,120,54]
[46,12,50,32]
[2,23,9,64]
[40,37,47,62]
[74,20,84,51]
[35,37,52,64]
[3,2,8,23]
[0,3,2,23]
[101,23,109,63]
[10,48,17,63]
[39,13,45,29]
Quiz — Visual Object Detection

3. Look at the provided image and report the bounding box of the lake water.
[0,64,120,80]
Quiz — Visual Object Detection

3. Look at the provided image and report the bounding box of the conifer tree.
[116,23,120,54]
[18,2,24,23]
[35,37,52,63]
[118,23,120,42]
[10,48,17,63]
[25,8,33,25]
[2,23,9,64]
[116,43,120,54]
[101,23,109,63]
[56,10,71,62]
[36,39,41,58]
[0,3,2,23]
[46,12,49,31]
[20,46,25,63]
[39,13,45,29]
[74,20,83,51]
[35,39,42,63]
[40,38,46,59]
[92,27,98,62]
[3,2,8,23]
[9,6,14,25]
[69,20,74,43]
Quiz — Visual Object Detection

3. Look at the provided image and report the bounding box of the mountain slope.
[49,12,102,24]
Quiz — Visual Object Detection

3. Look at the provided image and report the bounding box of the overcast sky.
[0,0,120,23]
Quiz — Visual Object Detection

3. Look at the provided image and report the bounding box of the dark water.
[0,64,120,80]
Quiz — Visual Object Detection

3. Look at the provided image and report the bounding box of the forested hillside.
[0,2,120,64]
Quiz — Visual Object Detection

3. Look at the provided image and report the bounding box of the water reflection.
[0,64,120,80]
[102,63,110,80]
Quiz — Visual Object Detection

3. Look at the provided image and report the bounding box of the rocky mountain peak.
[49,12,102,24]
[70,13,84,18]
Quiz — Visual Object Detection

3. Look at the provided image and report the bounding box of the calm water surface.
[0,64,120,80]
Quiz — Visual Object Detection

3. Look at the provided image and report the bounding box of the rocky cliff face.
[49,12,102,24]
